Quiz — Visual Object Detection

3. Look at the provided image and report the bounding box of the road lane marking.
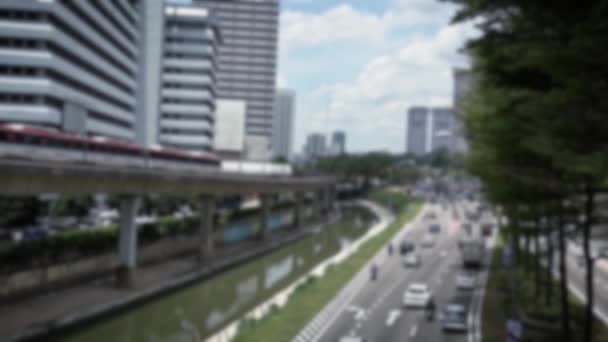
[385,309,401,326]
[410,325,418,338]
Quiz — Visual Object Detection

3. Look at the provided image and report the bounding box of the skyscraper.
[330,131,346,155]
[196,0,279,159]
[157,4,221,151]
[304,133,326,160]
[406,107,429,155]
[272,89,294,159]
[452,68,471,153]
[430,107,455,152]
[0,0,140,141]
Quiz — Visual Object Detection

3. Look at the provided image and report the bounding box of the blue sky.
[276,0,477,154]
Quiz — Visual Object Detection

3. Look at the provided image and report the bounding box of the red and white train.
[0,123,293,176]
[0,123,220,173]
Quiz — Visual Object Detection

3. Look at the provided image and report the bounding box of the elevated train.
[0,124,292,176]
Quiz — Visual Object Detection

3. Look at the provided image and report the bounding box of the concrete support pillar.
[313,190,322,220]
[199,194,215,262]
[260,194,271,240]
[116,195,141,288]
[294,192,303,229]
[327,186,336,212]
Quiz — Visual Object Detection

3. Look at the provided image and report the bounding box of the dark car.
[400,241,415,255]
[429,224,441,234]
[441,303,468,332]
[481,223,493,237]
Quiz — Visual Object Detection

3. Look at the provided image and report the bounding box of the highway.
[316,200,495,342]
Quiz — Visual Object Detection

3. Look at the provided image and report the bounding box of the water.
[58,206,373,342]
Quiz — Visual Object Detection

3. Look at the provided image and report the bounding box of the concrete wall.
[0,206,315,301]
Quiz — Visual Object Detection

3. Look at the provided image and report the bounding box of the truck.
[459,238,485,269]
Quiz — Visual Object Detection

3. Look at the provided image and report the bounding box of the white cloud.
[293,22,477,153]
[276,72,288,88]
[281,5,388,47]
[280,1,460,48]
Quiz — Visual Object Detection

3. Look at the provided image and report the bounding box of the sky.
[276,0,478,154]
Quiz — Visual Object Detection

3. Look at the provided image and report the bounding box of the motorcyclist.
[426,298,436,321]
[370,263,378,281]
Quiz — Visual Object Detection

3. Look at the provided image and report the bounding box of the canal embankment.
[0,207,335,342]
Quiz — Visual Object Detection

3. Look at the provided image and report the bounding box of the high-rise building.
[406,107,429,155]
[330,131,346,155]
[0,0,140,141]
[272,89,294,159]
[196,0,279,159]
[304,133,326,160]
[156,3,221,151]
[452,68,471,153]
[430,107,455,152]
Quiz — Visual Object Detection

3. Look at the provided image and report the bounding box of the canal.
[57,205,375,342]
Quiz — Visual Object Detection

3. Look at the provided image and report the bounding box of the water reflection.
[58,207,372,342]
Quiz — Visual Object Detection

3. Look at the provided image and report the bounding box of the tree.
[442,1,608,339]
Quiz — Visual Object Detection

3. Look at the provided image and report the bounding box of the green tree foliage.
[0,196,42,229]
[442,0,608,340]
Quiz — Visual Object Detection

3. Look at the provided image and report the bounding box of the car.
[429,224,441,234]
[421,235,436,248]
[481,223,493,236]
[403,283,432,308]
[339,336,367,342]
[441,303,468,332]
[455,271,476,290]
[400,241,415,254]
[403,253,421,267]
[425,211,437,220]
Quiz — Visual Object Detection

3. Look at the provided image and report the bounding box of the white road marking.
[385,309,401,326]
[410,325,418,338]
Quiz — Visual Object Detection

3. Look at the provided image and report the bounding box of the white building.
[272,89,295,159]
[213,99,246,158]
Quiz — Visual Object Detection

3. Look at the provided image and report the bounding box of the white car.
[421,235,436,248]
[403,283,432,308]
[403,253,421,267]
[455,271,476,290]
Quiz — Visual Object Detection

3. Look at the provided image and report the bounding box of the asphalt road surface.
[318,200,493,342]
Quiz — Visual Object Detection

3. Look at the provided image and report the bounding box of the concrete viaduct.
[0,159,336,287]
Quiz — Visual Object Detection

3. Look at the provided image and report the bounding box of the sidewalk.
[0,219,329,342]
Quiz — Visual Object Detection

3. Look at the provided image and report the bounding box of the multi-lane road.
[316,200,495,342]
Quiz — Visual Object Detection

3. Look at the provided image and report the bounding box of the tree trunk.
[534,223,542,302]
[545,215,554,307]
[557,199,571,341]
[582,183,595,342]
[525,233,531,275]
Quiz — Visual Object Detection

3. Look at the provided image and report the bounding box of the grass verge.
[482,234,608,342]
[232,197,422,342]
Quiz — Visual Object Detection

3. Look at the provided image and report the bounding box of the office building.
[430,107,455,152]
[157,3,222,151]
[304,133,326,160]
[330,131,346,155]
[196,0,280,159]
[406,107,429,155]
[272,89,294,159]
[452,68,471,153]
[0,0,140,141]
